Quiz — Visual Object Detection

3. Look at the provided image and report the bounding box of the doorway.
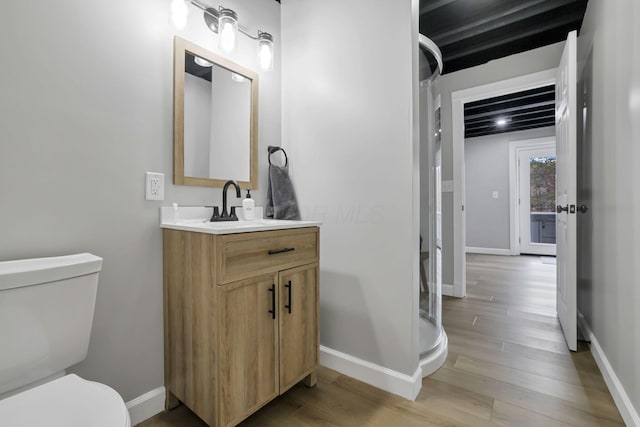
[512,139,557,256]
[451,69,557,298]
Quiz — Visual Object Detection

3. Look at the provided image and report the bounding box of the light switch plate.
[492,191,499,199]
[146,172,165,201]
[442,180,454,193]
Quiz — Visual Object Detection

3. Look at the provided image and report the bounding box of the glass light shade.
[257,32,274,71]
[170,0,189,30]
[231,73,248,83]
[218,8,238,53]
[193,56,213,67]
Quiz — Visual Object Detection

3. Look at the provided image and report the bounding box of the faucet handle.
[209,206,220,222]
[229,206,239,221]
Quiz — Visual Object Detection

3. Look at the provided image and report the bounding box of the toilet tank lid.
[0,253,103,292]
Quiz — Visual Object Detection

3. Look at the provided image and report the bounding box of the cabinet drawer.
[217,227,319,284]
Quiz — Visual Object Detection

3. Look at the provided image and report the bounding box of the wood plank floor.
[138,254,624,426]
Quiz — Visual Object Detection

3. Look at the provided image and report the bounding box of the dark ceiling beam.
[419,0,457,15]
[464,100,555,121]
[431,0,575,47]
[466,122,555,138]
[445,11,584,62]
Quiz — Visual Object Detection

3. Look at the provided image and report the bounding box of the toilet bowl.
[0,253,131,426]
[0,374,131,427]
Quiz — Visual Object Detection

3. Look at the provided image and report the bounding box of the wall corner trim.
[125,386,166,426]
[578,313,640,427]
[319,345,422,401]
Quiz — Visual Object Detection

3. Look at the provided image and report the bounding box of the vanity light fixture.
[231,73,248,83]
[193,56,213,67]
[172,0,275,71]
[257,31,274,71]
[170,0,189,30]
[217,8,238,53]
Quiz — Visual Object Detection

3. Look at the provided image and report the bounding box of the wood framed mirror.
[174,36,258,188]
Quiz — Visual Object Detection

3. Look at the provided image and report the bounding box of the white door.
[518,146,557,256]
[555,31,578,351]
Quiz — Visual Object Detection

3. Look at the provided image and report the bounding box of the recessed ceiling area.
[419,0,589,74]
[464,85,555,138]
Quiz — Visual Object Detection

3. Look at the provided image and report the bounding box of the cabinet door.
[218,273,279,426]
[278,263,319,392]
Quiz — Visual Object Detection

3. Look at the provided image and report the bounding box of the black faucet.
[215,180,242,221]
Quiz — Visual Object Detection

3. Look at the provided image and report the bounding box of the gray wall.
[577,0,640,418]
[465,127,555,250]
[0,0,280,401]
[439,43,564,286]
[281,0,421,376]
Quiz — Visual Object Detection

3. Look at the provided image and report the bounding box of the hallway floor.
[138,254,623,426]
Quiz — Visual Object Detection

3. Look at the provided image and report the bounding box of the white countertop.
[160,206,321,235]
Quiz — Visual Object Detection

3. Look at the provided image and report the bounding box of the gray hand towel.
[266,147,300,220]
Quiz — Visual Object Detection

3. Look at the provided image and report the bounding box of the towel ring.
[268,146,288,167]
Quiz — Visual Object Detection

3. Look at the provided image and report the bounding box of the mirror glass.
[174,37,258,188]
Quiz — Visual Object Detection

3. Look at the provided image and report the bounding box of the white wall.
[439,43,563,285]
[210,66,251,181]
[184,73,211,178]
[281,0,420,380]
[0,0,280,402]
[577,0,640,422]
[465,127,554,251]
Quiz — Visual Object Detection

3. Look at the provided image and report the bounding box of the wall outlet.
[146,172,164,201]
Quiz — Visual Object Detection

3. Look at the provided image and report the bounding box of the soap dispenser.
[242,189,255,221]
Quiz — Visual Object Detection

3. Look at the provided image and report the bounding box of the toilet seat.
[0,374,131,427]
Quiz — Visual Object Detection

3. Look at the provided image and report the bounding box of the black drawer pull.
[268,284,276,319]
[285,280,292,314]
[268,247,295,255]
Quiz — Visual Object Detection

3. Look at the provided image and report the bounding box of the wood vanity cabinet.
[163,227,319,427]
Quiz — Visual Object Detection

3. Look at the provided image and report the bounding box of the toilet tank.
[0,253,103,395]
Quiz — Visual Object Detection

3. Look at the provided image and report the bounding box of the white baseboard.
[319,345,422,401]
[442,283,454,297]
[578,313,640,427]
[466,247,512,256]
[126,386,165,426]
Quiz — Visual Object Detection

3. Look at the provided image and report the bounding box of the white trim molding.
[578,313,640,427]
[451,68,557,299]
[466,247,512,256]
[125,386,166,426]
[442,283,454,297]
[319,345,422,401]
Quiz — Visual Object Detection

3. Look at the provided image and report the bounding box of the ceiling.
[419,0,588,74]
[419,0,587,137]
[464,85,555,138]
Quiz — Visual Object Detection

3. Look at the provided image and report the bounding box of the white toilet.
[0,253,131,427]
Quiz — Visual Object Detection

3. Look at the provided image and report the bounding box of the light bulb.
[258,44,273,70]
[218,8,238,53]
[257,32,274,71]
[220,22,237,52]
[170,0,189,30]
